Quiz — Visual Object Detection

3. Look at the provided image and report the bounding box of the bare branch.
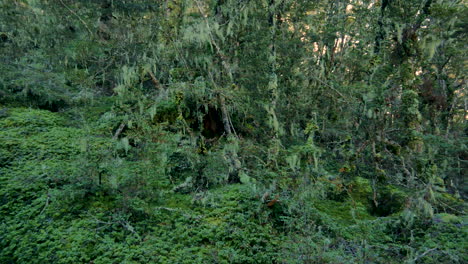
[413,248,438,263]
[113,123,126,140]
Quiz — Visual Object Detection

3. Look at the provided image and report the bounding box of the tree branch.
[148,71,161,89]
[413,248,437,262]
[113,123,126,140]
[58,0,93,36]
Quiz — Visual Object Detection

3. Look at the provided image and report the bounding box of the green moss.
[433,213,462,224]
[163,193,192,210]
[0,108,91,169]
[314,199,376,225]
[0,107,64,130]
[435,192,465,213]
[1,126,85,164]
[370,185,408,217]
[1,106,465,264]
[152,100,179,123]
[348,177,409,217]
[205,217,223,226]
[349,177,372,203]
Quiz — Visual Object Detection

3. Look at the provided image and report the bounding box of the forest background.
[0,0,466,263]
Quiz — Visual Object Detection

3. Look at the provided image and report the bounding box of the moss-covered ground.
[1,106,466,263]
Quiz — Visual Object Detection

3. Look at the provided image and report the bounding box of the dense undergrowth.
[1,0,467,263]
[0,106,466,263]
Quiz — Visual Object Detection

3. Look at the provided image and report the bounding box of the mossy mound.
[0,107,65,130]
[314,199,376,225]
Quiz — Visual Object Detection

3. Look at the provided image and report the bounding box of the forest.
[0,0,466,263]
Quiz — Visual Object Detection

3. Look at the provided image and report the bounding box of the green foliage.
[1,0,466,263]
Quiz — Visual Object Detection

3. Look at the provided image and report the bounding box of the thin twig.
[413,248,437,262]
[58,0,93,36]
[310,75,345,98]
[227,111,238,138]
[148,71,161,89]
[38,194,50,215]
[113,123,126,140]
[372,178,379,207]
